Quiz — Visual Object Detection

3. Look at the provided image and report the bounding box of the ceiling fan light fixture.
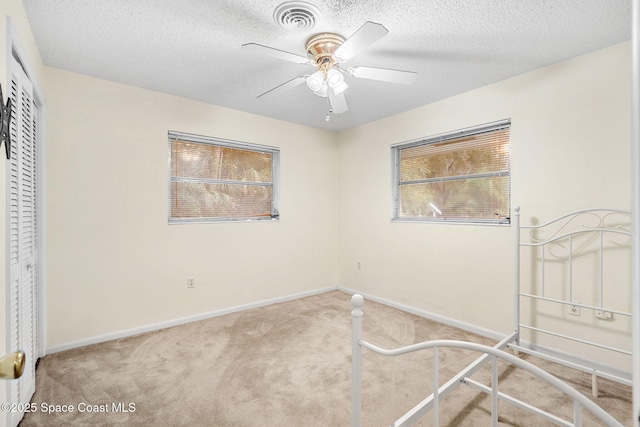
[306,70,325,91]
[326,67,344,88]
[331,80,348,95]
[314,81,329,97]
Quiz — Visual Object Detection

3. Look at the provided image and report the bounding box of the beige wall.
[44,68,339,347]
[337,42,632,368]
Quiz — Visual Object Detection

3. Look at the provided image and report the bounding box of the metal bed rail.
[350,294,623,427]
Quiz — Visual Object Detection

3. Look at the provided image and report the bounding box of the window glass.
[393,121,510,224]
[169,132,279,223]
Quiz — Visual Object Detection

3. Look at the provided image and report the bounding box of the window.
[168,131,280,223]
[392,120,511,224]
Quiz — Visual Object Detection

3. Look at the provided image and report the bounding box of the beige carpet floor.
[20,290,632,426]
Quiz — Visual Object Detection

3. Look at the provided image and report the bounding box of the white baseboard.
[338,286,505,341]
[45,285,633,383]
[50,285,504,355]
[46,286,338,354]
[338,286,632,382]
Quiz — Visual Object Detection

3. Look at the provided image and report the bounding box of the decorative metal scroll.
[523,210,631,261]
[0,83,13,160]
[527,210,631,244]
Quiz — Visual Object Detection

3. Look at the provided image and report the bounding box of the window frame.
[168,131,280,224]
[391,119,511,225]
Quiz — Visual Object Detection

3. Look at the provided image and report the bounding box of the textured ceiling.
[23,0,631,132]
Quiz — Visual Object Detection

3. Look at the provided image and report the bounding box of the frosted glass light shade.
[326,67,344,88]
[306,70,325,92]
[314,81,329,97]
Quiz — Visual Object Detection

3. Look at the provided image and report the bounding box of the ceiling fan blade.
[328,90,348,114]
[334,21,389,61]
[257,76,307,98]
[349,66,417,85]
[241,43,311,64]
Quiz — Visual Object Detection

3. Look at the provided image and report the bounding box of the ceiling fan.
[241,21,417,120]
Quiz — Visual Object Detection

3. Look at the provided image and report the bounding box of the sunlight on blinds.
[396,124,510,223]
[169,135,278,222]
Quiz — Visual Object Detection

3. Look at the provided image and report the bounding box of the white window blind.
[392,120,511,224]
[168,131,280,223]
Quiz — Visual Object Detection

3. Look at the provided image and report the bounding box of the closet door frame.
[4,17,47,427]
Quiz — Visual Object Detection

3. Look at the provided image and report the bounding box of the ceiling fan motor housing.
[306,33,345,68]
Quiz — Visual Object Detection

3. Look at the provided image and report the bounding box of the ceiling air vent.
[273,1,322,31]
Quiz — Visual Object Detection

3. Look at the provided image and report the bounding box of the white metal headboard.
[512,206,633,391]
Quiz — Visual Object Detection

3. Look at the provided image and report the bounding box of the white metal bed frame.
[351,294,625,427]
[509,207,633,396]
[350,207,632,426]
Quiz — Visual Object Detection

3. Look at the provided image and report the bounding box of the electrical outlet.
[569,304,580,316]
[357,261,361,270]
[187,277,195,288]
[595,310,613,320]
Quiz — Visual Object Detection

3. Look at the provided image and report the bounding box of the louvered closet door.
[7,58,39,427]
